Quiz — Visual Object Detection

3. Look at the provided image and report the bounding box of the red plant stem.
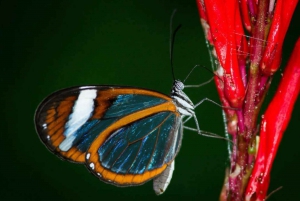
[239,59,247,87]
[245,37,300,201]
[231,1,269,200]
[247,0,257,22]
[236,110,245,133]
[243,0,267,140]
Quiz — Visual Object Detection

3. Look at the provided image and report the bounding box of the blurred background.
[1,0,299,200]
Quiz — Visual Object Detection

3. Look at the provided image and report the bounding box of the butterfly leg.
[182,110,202,135]
[182,116,192,124]
[183,98,221,124]
[184,77,214,88]
[183,125,227,139]
[183,108,226,139]
[183,111,231,140]
[194,97,224,109]
[182,118,200,135]
[183,126,197,132]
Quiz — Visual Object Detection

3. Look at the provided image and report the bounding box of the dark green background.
[1,1,299,200]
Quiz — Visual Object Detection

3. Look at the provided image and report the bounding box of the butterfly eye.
[174,80,184,91]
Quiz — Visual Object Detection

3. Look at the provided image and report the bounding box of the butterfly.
[34,79,205,195]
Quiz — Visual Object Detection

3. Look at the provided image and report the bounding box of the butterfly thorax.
[170,80,195,116]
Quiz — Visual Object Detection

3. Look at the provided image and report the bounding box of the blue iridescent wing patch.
[102,112,178,173]
[86,111,182,186]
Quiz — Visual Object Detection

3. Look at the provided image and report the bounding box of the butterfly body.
[35,80,195,194]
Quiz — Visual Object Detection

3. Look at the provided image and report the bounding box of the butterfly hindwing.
[35,85,183,186]
[86,111,182,186]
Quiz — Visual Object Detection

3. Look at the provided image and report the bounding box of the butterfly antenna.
[183,64,200,83]
[170,9,182,81]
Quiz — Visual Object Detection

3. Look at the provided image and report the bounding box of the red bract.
[197,0,245,108]
[261,0,298,75]
[240,0,251,32]
[245,38,300,201]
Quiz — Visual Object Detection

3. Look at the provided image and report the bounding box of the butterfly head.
[172,79,184,92]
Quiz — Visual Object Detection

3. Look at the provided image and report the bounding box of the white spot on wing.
[65,89,97,137]
[86,153,90,160]
[59,89,97,151]
[89,163,95,170]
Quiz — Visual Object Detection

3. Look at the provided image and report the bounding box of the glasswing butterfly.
[34,79,206,195]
